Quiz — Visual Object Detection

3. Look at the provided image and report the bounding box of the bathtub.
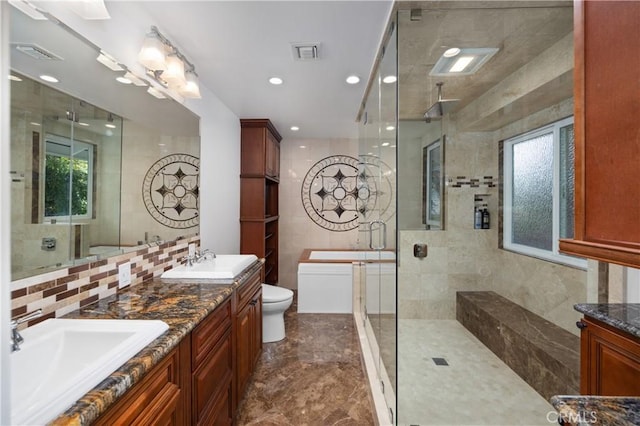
[297,249,395,313]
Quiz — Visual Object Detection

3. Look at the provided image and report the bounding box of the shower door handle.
[368,220,387,250]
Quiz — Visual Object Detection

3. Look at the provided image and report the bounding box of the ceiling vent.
[291,43,320,61]
[12,43,63,61]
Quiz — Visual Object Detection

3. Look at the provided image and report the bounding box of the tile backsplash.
[10,235,199,327]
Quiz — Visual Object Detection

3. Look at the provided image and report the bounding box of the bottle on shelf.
[481,205,490,229]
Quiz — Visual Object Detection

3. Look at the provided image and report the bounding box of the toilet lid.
[262,284,293,303]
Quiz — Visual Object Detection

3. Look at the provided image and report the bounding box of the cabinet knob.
[576,320,587,330]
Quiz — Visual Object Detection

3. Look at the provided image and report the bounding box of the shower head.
[424,82,459,123]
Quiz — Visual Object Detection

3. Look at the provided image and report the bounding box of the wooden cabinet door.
[94,346,183,426]
[236,301,253,401]
[581,318,640,396]
[559,1,640,267]
[265,133,280,179]
[251,289,263,367]
[192,328,232,426]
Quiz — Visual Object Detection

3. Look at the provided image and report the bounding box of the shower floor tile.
[398,319,555,426]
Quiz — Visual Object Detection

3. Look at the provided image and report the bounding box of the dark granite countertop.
[551,395,640,426]
[48,260,262,426]
[574,303,640,338]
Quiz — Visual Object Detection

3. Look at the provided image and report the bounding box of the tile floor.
[237,302,557,426]
[236,297,375,425]
[397,320,556,426]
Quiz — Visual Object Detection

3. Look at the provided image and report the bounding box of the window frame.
[43,133,94,221]
[503,116,586,269]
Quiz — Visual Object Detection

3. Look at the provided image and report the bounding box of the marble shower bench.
[456,291,580,399]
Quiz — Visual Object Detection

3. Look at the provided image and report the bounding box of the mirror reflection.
[9,6,200,280]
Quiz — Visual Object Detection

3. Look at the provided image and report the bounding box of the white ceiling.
[135,1,394,140]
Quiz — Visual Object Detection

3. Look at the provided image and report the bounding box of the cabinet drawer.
[192,328,233,425]
[192,299,231,369]
[237,271,261,310]
[95,347,181,425]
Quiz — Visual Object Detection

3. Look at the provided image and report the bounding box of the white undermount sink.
[11,318,169,426]
[161,254,258,279]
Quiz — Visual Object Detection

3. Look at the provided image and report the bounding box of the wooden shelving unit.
[239,119,281,284]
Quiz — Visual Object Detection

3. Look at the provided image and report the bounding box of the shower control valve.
[413,243,428,258]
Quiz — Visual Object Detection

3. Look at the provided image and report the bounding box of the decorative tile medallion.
[142,153,199,229]
[300,155,394,231]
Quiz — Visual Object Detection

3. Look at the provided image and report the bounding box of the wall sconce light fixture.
[138,26,201,99]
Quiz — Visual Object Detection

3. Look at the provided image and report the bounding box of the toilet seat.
[262,284,293,303]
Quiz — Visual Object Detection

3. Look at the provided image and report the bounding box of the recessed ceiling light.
[443,47,461,58]
[78,122,89,127]
[30,122,41,126]
[290,126,300,131]
[382,142,390,147]
[147,86,166,99]
[299,145,306,149]
[9,75,22,82]
[386,125,395,131]
[39,75,58,83]
[269,77,283,85]
[116,76,132,84]
[346,75,360,84]
[96,52,124,71]
[105,123,116,129]
[123,72,147,87]
[382,75,397,84]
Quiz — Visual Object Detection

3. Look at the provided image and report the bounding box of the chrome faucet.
[195,249,216,262]
[11,309,43,352]
[183,254,197,267]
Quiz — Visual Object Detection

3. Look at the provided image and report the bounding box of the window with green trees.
[44,135,94,218]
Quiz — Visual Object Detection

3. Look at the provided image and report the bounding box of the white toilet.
[261,284,294,343]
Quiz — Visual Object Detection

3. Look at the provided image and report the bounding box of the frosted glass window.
[503,117,585,268]
[511,133,553,250]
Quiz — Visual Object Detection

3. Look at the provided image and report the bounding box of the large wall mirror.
[10,6,200,280]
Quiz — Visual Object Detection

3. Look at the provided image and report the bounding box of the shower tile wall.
[278,137,359,289]
[398,99,590,335]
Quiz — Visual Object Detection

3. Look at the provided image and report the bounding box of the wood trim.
[297,248,395,264]
[559,238,640,269]
[239,119,282,141]
[573,0,586,241]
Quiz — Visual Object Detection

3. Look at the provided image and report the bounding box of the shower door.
[358,20,398,424]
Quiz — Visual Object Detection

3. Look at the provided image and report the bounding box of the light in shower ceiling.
[430,47,499,76]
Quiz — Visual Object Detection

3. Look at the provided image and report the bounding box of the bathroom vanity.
[548,304,640,425]
[575,304,640,396]
[49,260,263,425]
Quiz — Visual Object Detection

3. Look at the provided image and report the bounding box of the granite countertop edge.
[574,303,640,338]
[550,395,640,426]
[48,260,262,426]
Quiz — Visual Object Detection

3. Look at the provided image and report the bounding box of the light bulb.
[138,33,166,70]
[163,54,186,87]
[180,71,202,99]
